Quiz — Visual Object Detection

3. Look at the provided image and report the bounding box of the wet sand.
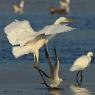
[0,62,94,95]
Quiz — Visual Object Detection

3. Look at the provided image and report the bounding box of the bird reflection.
[70,85,91,95]
[49,89,61,95]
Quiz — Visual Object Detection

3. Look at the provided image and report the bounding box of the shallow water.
[0,63,95,95]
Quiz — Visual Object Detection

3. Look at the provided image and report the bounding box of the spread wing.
[12,34,45,58]
[12,45,31,58]
[4,20,35,46]
[39,24,74,38]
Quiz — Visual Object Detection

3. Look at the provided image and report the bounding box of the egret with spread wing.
[4,17,74,67]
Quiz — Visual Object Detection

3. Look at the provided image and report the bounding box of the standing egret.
[70,52,94,85]
[13,0,24,14]
[4,17,74,67]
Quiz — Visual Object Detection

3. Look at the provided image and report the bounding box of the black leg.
[36,68,51,88]
[34,66,49,78]
[76,71,81,86]
[76,71,80,83]
[76,70,83,86]
[80,71,83,86]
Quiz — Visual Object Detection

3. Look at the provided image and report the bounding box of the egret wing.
[70,55,90,71]
[40,24,74,36]
[4,20,35,46]
[12,46,30,58]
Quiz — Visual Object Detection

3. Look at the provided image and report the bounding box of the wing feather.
[12,44,33,58]
[4,20,35,46]
[40,24,74,36]
[70,55,90,71]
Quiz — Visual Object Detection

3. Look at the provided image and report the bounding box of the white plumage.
[4,17,74,66]
[12,34,47,58]
[70,52,93,71]
[5,20,35,46]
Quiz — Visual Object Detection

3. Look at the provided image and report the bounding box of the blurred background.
[0,0,95,64]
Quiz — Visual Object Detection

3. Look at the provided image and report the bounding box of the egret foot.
[32,63,39,68]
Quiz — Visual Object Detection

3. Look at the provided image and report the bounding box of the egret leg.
[76,71,81,86]
[35,67,51,88]
[33,54,38,67]
[76,71,80,82]
[33,51,39,67]
[80,71,83,86]
[34,67,49,78]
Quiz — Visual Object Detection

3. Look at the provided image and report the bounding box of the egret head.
[87,52,94,57]
[54,17,72,25]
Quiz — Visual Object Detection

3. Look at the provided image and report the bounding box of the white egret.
[44,44,63,88]
[13,0,24,14]
[4,17,74,67]
[70,52,94,85]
